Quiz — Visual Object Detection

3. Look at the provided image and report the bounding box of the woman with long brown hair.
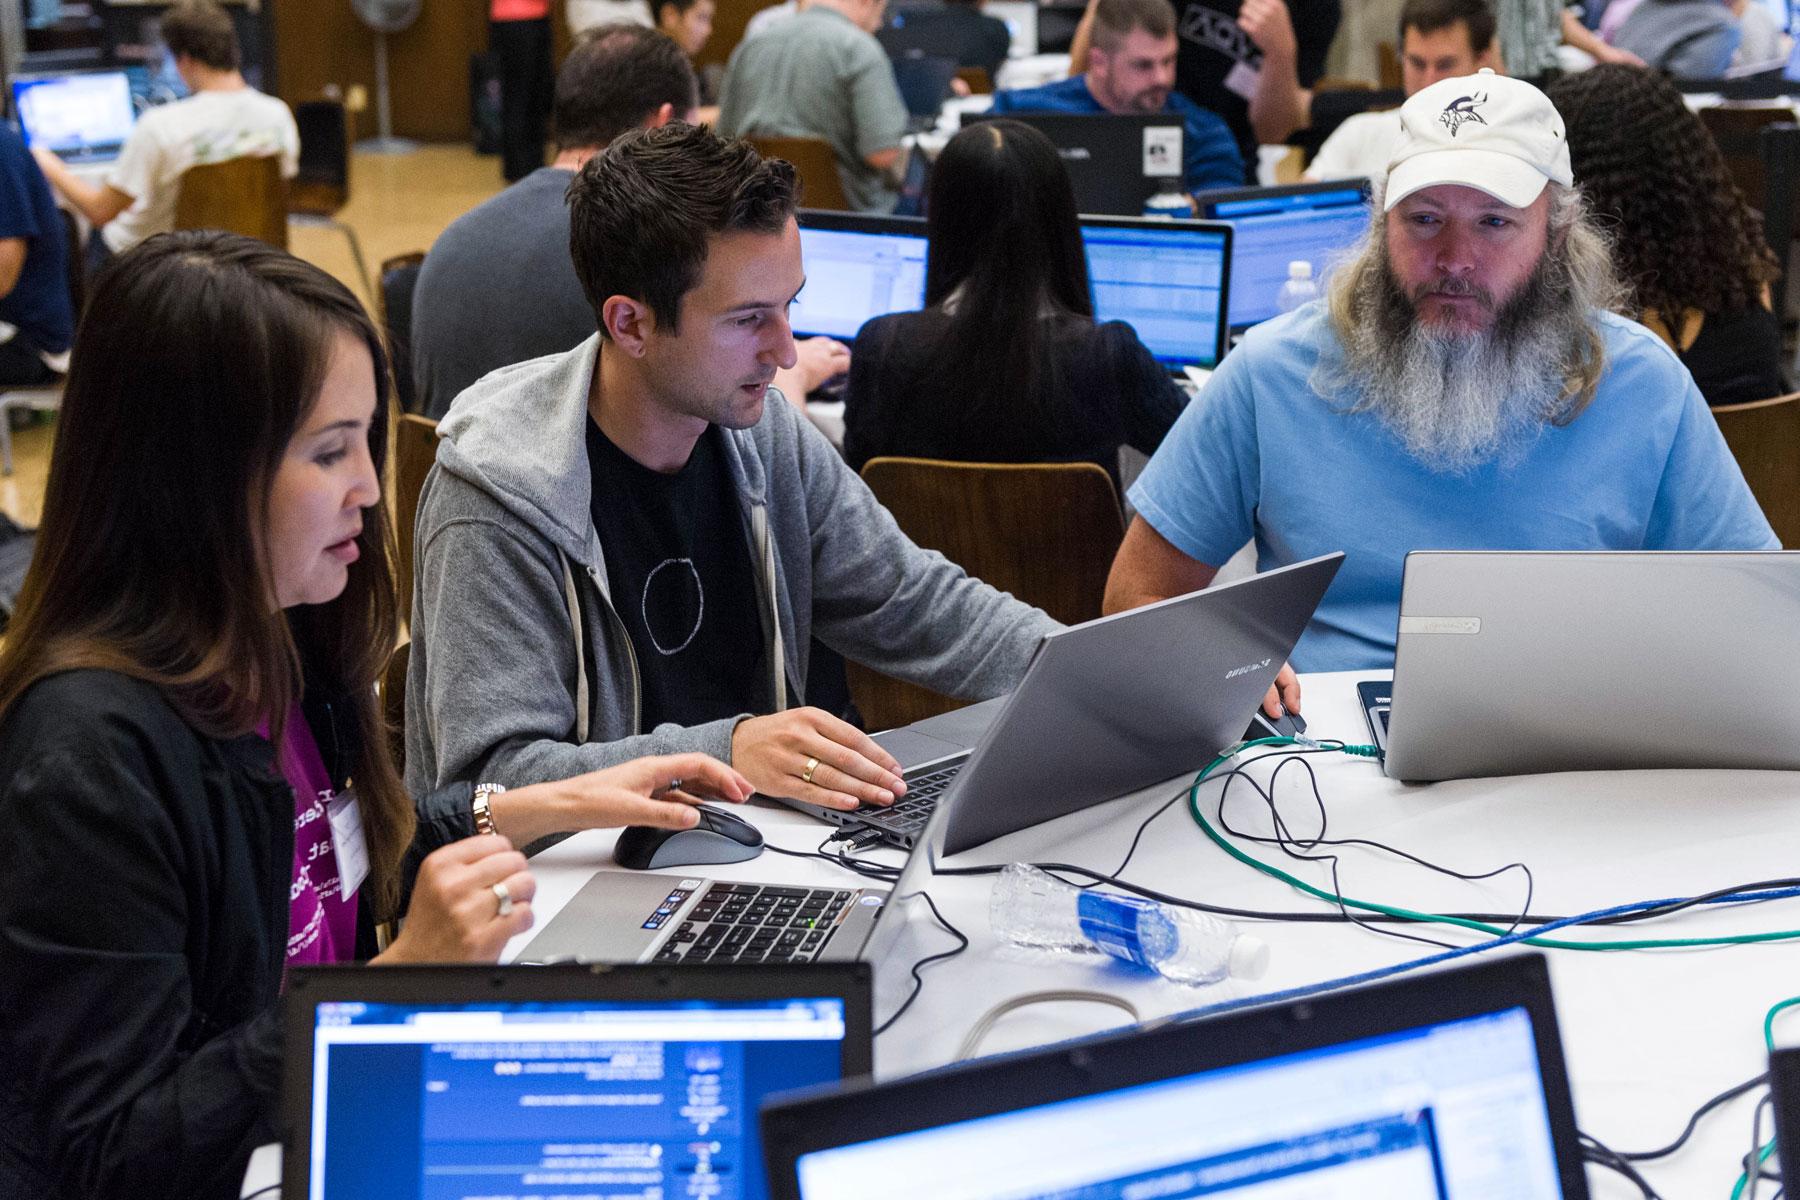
[0,231,750,1199]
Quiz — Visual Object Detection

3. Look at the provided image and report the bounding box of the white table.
[504,670,1800,1198]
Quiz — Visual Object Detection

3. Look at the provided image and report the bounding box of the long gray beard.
[1325,260,1584,474]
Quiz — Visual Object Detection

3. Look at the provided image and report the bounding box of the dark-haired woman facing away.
[0,232,750,1200]
[1548,65,1787,407]
[842,119,1186,478]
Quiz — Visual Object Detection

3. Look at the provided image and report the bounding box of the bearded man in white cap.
[1104,69,1777,673]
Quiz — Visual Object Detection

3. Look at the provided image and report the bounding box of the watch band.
[472,783,507,836]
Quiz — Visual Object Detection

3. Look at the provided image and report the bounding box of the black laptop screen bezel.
[759,953,1588,1200]
[282,961,874,1199]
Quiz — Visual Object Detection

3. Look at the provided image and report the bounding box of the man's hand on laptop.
[1263,663,1301,720]
[732,708,907,810]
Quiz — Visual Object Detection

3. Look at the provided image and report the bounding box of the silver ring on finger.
[801,755,821,785]
[492,881,514,918]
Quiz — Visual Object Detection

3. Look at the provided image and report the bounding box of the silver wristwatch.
[472,783,507,836]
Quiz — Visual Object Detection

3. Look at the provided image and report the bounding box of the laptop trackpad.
[871,728,969,772]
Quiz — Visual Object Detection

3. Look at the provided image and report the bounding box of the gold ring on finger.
[801,755,821,784]
[492,882,514,918]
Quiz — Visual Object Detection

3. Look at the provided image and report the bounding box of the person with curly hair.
[1549,64,1786,407]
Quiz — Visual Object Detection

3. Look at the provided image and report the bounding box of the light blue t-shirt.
[1128,302,1779,672]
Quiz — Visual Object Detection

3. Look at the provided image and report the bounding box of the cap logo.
[1438,92,1488,137]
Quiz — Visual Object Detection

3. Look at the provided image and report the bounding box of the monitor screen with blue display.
[792,211,929,341]
[1198,180,1371,332]
[1081,217,1232,372]
[10,70,137,164]
[293,979,859,1200]
[791,1006,1563,1199]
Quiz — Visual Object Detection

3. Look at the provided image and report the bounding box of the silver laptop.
[1381,550,1800,781]
[777,553,1344,855]
[515,777,951,968]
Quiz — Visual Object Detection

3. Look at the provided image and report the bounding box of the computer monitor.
[967,111,1184,216]
[1081,215,1232,372]
[762,954,1589,1200]
[1196,179,1372,332]
[983,0,1039,56]
[791,210,929,341]
[283,962,873,1200]
[10,69,137,164]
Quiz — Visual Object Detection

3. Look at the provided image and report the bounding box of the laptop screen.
[10,70,136,163]
[1082,218,1231,371]
[303,992,852,1200]
[792,1006,1565,1199]
[792,215,929,341]
[1199,182,1371,331]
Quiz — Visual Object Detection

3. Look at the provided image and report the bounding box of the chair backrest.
[290,98,351,215]
[1712,391,1800,547]
[379,251,427,415]
[1376,40,1402,90]
[382,639,409,771]
[955,66,993,94]
[1695,109,1798,317]
[173,155,289,249]
[393,414,439,627]
[847,457,1127,729]
[747,135,852,211]
[890,52,959,118]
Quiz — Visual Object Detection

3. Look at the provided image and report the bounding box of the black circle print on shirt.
[641,557,705,655]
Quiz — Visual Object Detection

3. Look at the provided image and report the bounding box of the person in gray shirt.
[407,123,1057,812]
[413,25,849,418]
[717,0,910,212]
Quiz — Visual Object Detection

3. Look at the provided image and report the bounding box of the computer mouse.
[613,804,765,871]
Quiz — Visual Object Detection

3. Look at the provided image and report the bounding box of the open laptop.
[1081,215,1232,375]
[791,210,928,342]
[984,0,1039,56]
[776,553,1342,856]
[281,962,872,1200]
[1376,551,1800,782]
[1774,1046,1800,1192]
[1194,179,1372,333]
[761,952,1589,1199]
[966,112,1185,216]
[10,69,137,164]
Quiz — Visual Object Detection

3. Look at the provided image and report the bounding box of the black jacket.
[0,668,475,1200]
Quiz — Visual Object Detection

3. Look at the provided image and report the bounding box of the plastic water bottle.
[990,864,1270,985]
[1275,260,1318,313]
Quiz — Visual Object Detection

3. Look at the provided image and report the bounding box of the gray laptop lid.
[940,553,1343,854]
[1383,550,1800,781]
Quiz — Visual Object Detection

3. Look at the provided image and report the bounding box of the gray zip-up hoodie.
[405,335,1061,793]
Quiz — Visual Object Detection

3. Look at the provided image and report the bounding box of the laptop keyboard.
[853,762,963,841]
[650,883,859,965]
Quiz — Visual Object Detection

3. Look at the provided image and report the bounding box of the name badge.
[327,790,370,899]
[1224,60,1261,102]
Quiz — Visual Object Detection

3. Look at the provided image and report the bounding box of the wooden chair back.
[747,135,852,211]
[846,458,1126,729]
[1713,390,1800,547]
[393,414,440,626]
[173,155,288,248]
[955,66,993,94]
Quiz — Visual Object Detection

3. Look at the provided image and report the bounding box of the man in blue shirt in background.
[991,0,1242,195]
[1104,70,1777,672]
[0,124,72,387]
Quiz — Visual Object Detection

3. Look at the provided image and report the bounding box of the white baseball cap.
[1384,68,1573,211]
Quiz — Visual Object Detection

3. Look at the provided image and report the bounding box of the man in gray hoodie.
[406,121,1059,823]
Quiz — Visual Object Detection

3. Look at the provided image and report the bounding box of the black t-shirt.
[586,419,768,729]
[1174,0,1341,169]
[1681,305,1788,408]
